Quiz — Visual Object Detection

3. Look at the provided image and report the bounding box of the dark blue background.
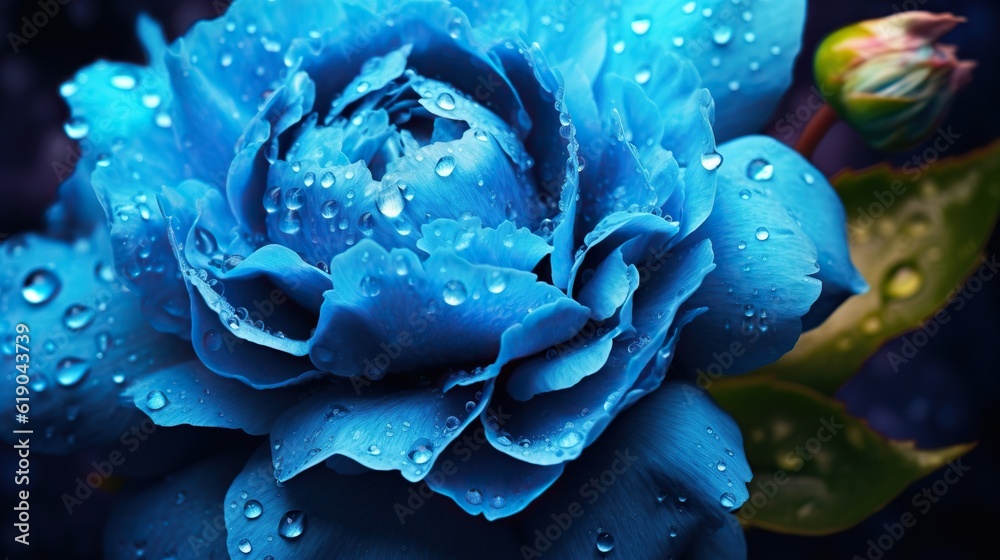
[0,0,997,558]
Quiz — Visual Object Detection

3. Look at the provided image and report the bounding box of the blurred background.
[0,0,997,557]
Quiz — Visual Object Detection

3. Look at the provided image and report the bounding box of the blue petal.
[450,0,530,48]
[309,239,577,377]
[673,143,824,376]
[0,233,194,454]
[516,381,752,558]
[125,360,301,435]
[61,54,191,335]
[601,51,718,237]
[268,379,490,483]
[525,0,608,82]
[224,446,523,559]
[417,217,552,271]
[605,0,805,141]
[487,239,714,466]
[491,39,580,290]
[426,435,564,520]
[719,136,867,329]
[104,452,247,560]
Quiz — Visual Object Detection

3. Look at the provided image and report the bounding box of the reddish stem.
[795,104,840,160]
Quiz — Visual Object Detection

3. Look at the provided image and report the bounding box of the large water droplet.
[558,430,582,448]
[883,264,922,300]
[484,271,508,294]
[243,499,263,519]
[377,183,405,218]
[146,390,168,410]
[701,152,723,171]
[465,489,483,505]
[63,304,96,332]
[321,200,340,220]
[285,188,305,210]
[713,26,733,45]
[278,511,306,539]
[436,92,456,111]
[596,532,615,553]
[720,492,737,508]
[407,439,434,464]
[279,210,302,235]
[747,158,774,181]
[56,357,90,386]
[630,16,651,36]
[443,280,468,305]
[238,538,252,554]
[755,227,770,241]
[435,156,457,177]
[64,117,90,139]
[22,269,61,305]
[360,275,382,297]
[110,72,137,90]
[490,494,507,508]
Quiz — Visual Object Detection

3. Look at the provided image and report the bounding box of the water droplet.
[669,526,679,537]
[716,461,727,471]
[278,511,306,539]
[747,158,774,181]
[56,358,90,386]
[443,280,468,305]
[264,187,282,214]
[63,304,96,331]
[358,212,374,235]
[64,117,90,139]
[484,271,508,294]
[321,171,335,188]
[630,16,651,36]
[445,416,460,430]
[285,188,305,210]
[436,92,456,111]
[320,200,340,220]
[146,390,168,410]
[368,443,381,455]
[22,269,61,305]
[407,439,434,464]
[596,532,615,553]
[110,72,137,90]
[720,492,737,508]
[490,494,507,508]
[435,156,457,177]
[279,210,302,235]
[701,152,723,171]
[612,40,626,54]
[883,264,923,300]
[360,275,382,297]
[802,172,816,185]
[203,329,223,351]
[244,500,263,519]
[737,240,747,251]
[755,227,769,241]
[558,430,582,448]
[739,189,751,200]
[634,66,652,85]
[377,184,405,218]
[713,26,733,45]
[238,538,252,554]
[465,489,483,505]
[356,81,370,94]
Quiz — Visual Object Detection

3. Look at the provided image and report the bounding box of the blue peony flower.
[2,0,866,558]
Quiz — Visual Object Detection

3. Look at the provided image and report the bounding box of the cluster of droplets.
[61,68,172,144]
[232,489,305,555]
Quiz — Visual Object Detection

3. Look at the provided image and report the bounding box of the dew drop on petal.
[435,156,457,177]
[22,269,61,305]
[596,532,615,553]
[278,511,306,539]
[146,390,168,410]
[243,500,263,519]
[747,158,774,181]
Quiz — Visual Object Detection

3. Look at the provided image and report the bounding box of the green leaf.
[761,140,1000,394]
[710,377,974,535]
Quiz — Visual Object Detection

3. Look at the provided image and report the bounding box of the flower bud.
[815,12,975,151]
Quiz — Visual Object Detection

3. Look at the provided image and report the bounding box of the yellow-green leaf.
[761,140,1000,394]
[711,376,974,535]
